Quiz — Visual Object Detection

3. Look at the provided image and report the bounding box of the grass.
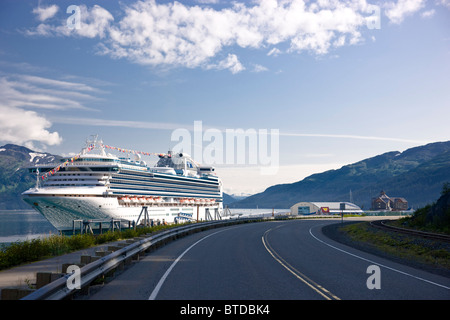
[340,222,450,270]
[0,223,178,271]
[338,183,450,271]
[388,206,450,235]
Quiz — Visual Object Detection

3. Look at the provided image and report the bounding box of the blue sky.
[0,0,449,195]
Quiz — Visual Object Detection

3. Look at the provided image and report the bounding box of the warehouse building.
[290,202,364,216]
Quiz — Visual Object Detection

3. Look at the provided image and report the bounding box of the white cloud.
[32,5,59,22]
[267,47,281,56]
[48,117,431,145]
[252,64,269,72]
[438,0,450,8]
[27,5,113,38]
[27,0,387,73]
[207,54,245,73]
[76,5,114,39]
[196,0,220,4]
[0,72,108,147]
[384,0,426,24]
[50,116,188,131]
[0,75,101,111]
[279,132,430,144]
[421,9,435,18]
[19,75,105,93]
[0,105,61,148]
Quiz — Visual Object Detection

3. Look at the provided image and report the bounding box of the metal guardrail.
[21,217,263,300]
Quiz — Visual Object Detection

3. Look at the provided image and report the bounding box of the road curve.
[87,219,450,300]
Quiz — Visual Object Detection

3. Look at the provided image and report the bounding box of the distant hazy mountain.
[0,144,62,210]
[222,193,250,206]
[229,141,450,210]
[223,192,237,206]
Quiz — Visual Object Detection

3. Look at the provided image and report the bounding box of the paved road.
[87,219,450,300]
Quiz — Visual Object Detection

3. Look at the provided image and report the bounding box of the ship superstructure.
[22,136,223,232]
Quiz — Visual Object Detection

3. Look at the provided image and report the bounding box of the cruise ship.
[22,137,223,233]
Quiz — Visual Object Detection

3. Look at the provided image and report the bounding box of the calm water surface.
[0,210,58,244]
[0,208,289,244]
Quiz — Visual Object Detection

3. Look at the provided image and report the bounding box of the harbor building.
[290,202,364,216]
[371,191,408,211]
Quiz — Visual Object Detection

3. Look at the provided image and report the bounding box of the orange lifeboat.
[139,197,146,203]
[130,196,138,203]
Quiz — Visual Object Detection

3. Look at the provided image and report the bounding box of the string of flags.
[40,143,168,181]
[102,144,170,158]
[40,144,95,180]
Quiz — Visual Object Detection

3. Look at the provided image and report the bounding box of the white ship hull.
[22,191,222,232]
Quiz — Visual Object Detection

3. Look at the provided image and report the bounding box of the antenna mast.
[35,168,40,189]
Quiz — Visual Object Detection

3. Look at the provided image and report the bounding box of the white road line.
[262,227,340,300]
[309,224,450,290]
[148,229,226,300]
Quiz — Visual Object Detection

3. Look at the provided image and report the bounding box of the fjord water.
[0,210,58,244]
[0,208,287,244]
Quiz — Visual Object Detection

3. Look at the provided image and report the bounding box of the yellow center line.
[262,228,340,300]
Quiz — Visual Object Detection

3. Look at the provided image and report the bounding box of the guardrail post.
[95,251,112,257]
[36,272,65,289]
[62,263,84,273]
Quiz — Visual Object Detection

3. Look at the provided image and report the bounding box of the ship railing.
[21,216,266,300]
[34,161,117,169]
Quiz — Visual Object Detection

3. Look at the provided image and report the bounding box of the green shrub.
[46,235,69,256]
[95,231,121,244]
[0,223,182,271]
[66,234,95,251]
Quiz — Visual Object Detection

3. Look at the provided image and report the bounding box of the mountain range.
[0,144,62,210]
[228,141,450,210]
[1,141,450,211]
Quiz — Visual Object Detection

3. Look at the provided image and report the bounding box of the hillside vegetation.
[230,141,450,209]
[393,183,450,234]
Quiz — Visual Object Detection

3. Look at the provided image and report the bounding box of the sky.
[0,0,449,196]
